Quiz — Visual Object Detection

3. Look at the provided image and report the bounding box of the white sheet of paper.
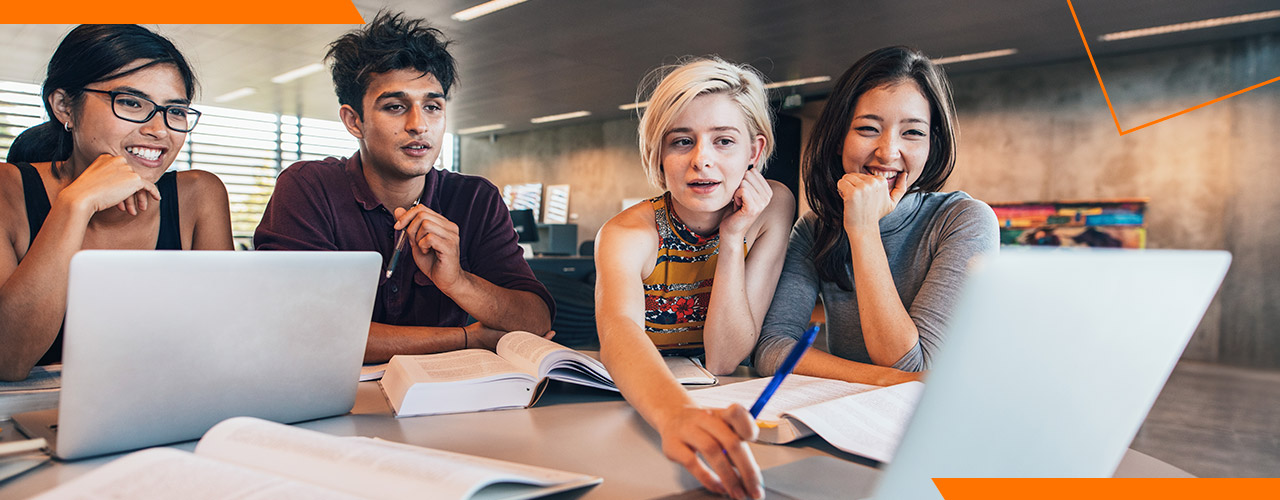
[783,381,925,463]
[688,374,878,421]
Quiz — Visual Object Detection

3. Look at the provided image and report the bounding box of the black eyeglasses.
[81,88,202,133]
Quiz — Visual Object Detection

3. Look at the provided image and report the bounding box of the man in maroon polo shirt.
[254,12,553,363]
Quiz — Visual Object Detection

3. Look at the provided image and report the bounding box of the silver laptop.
[743,249,1229,499]
[866,249,1230,499]
[14,250,381,460]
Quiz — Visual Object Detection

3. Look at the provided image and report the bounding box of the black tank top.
[16,162,181,365]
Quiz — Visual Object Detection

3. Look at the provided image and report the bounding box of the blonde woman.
[594,57,794,500]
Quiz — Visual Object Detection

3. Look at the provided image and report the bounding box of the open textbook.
[688,374,925,463]
[382,331,716,417]
[33,416,600,500]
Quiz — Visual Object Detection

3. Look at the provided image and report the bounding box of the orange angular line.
[1120,75,1280,134]
[1068,0,1124,134]
[1067,0,1280,135]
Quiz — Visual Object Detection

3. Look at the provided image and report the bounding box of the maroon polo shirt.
[253,152,554,328]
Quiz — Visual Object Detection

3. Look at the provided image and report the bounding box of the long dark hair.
[6,24,196,176]
[804,46,958,290]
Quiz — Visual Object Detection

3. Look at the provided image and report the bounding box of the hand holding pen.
[386,203,464,289]
[749,325,820,418]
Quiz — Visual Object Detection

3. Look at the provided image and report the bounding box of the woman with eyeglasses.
[0,25,232,380]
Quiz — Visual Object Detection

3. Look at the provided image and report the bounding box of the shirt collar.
[345,150,440,212]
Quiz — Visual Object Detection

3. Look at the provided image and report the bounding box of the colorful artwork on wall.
[989,199,1147,249]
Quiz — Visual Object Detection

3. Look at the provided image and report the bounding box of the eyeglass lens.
[111,93,200,132]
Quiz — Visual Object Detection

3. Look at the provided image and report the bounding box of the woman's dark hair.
[804,46,959,290]
[327,11,457,118]
[7,25,196,173]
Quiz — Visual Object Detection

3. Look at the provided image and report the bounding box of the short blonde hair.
[636,56,774,190]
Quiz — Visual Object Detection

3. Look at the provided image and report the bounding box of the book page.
[394,350,526,383]
[196,417,594,500]
[687,374,878,422]
[494,331,569,376]
[782,381,925,463]
[359,363,388,382]
[494,336,621,391]
[664,357,716,385]
[542,364,617,391]
[32,447,359,500]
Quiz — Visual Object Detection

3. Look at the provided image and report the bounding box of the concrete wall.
[946,34,1279,368]
[460,119,651,253]
[461,33,1280,368]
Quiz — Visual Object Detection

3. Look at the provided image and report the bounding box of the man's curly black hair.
[326,11,458,118]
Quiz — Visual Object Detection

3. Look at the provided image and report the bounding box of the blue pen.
[749,325,819,418]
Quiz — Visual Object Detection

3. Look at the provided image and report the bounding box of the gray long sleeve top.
[754,191,999,375]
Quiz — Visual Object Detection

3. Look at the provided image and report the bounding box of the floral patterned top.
[642,192,743,356]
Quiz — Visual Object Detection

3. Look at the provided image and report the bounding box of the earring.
[64,122,72,132]
[747,164,755,171]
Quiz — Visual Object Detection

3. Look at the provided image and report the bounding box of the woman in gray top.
[754,46,998,385]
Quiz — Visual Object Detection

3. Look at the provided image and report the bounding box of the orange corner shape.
[934,477,1280,500]
[1067,0,1280,135]
[7,0,364,24]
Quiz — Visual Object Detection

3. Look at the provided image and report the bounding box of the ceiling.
[1,0,1277,135]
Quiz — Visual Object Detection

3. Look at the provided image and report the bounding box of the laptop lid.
[29,250,380,460]
[870,249,1230,499]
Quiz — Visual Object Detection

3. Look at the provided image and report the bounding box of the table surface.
[0,376,1192,499]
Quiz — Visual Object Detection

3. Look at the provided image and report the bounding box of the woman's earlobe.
[49,89,77,126]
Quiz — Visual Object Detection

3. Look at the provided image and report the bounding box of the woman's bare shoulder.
[596,198,660,265]
[604,199,658,233]
[0,163,29,246]
[750,180,796,239]
[175,169,229,200]
[0,162,24,202]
